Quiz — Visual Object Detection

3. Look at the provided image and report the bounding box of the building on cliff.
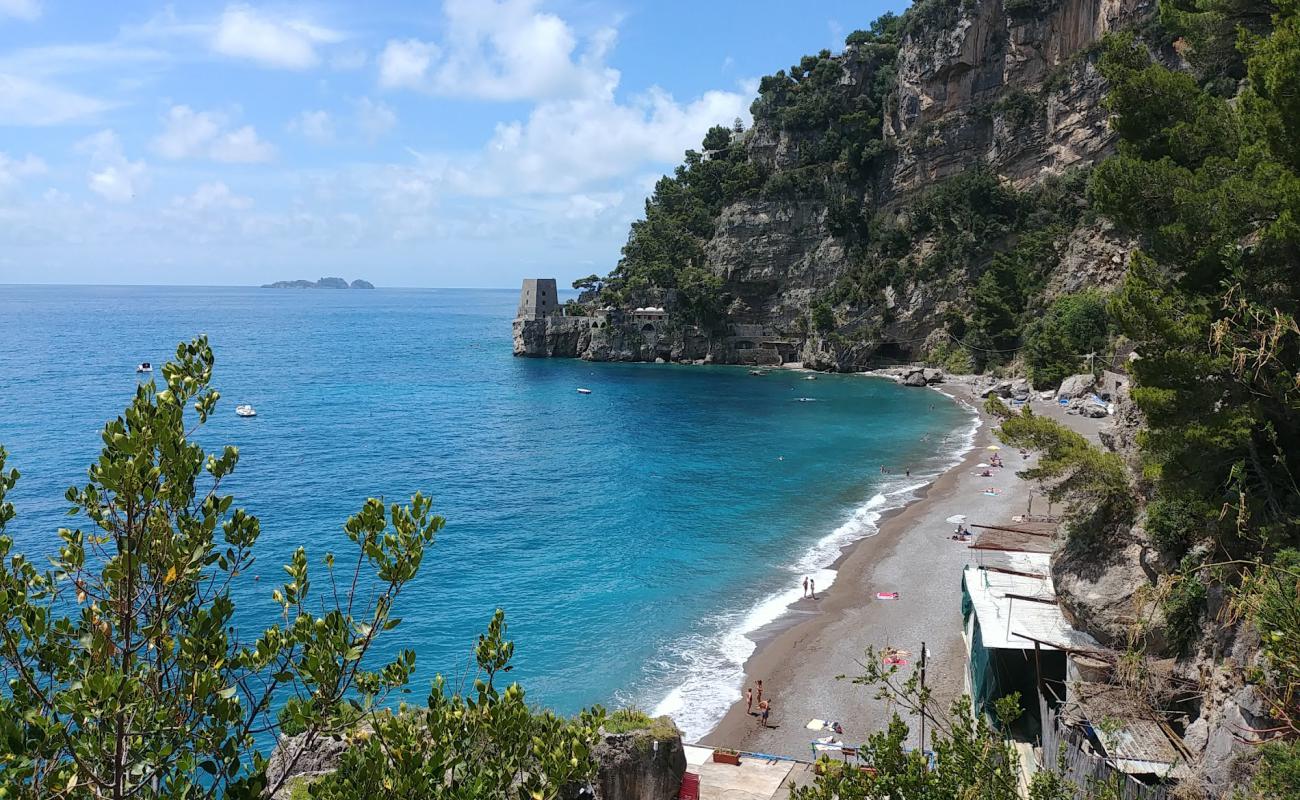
[517,278,560,320]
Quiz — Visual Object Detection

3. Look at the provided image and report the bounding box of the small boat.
[136,362,152,373]
[797,397,817,403]
[576,388,592,395]
[235,404,257,417]
[748,369,766,376]
[804,375,817,381]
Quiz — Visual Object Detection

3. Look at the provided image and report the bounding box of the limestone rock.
[922,367,945,384]
[1052,537,1166,653]
[590,727,686,800]
[981,380,1014,398]
[1056,373,1097,399]
[903,369,929,387]
[265,731,351,799]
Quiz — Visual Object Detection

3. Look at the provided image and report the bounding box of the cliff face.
[529,0,1155,367]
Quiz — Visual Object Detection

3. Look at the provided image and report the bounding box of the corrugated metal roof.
[1066,683,1187,775]
[962,565,1100,651]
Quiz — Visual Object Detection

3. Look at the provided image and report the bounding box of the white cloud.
[0,152,45,189]
[354,97,396,141]
[290,109,335,143]
[445,83,749,196]
[330,49,368,71]
[377,0,614,101]
[211,4,344,70]
[378,38,437,90]
[76,129,146,203]
[0,0,39,21]
[0,73,112,125]
[153,105,275,163]
[171,181,252,211]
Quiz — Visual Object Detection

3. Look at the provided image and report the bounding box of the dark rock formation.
[590,727,686,800]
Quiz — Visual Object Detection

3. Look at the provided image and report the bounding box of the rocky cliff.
[523,0,1159,369]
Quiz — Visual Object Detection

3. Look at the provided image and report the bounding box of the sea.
[0,285,976,741]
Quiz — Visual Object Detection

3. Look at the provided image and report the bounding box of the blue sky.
[0,0,907,287]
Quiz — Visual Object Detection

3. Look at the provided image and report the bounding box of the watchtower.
[516,278,559,320]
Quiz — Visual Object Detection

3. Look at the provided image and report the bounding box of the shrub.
[1024,291,1110,389]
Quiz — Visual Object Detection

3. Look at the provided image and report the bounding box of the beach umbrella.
[945,514,966,524]
[986,445,1001,451]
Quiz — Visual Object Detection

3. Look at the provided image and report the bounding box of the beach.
[698,378,1101,758]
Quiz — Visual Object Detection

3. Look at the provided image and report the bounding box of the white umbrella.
[945,514,967,524]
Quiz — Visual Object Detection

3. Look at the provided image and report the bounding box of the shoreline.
[695,376,1015,755]
[645,371,981,740]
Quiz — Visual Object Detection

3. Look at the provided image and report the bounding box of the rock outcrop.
[590,727,686,800]
[522,0,1162,368]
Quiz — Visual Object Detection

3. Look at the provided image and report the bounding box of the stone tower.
[516,278,559,320]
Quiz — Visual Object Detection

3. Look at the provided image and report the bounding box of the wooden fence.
[1038,695,1171,800]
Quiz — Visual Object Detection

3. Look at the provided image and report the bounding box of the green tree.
[306,610,604,799]
[701,125,732,152]
[571,274,602,293]
[792,650,1089,800]
[1023,291,1110,389]
[0,337,440,799]
[1091,12,1300,553]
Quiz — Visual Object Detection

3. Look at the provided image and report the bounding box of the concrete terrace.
[682,745,821,800]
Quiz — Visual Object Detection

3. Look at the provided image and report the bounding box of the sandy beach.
[698,378,1102,758]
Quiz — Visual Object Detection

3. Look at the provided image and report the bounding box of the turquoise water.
[0,285,973,739]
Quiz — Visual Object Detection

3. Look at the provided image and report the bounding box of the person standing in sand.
[756,679,764,705]
[759,700,771,728]
[802,576,809,598]
[810,578,816,599]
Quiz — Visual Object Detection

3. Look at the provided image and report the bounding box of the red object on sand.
[679,771,700,800]
[876,592,900,600]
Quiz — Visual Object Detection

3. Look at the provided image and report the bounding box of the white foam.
[647,393,983,741]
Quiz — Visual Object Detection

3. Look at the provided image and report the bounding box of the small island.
[261,277,375,289]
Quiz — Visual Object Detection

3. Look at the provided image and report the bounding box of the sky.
[0,0,907,288]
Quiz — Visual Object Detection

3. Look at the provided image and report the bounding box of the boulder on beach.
[1057,373,1097,399]
[922,368,944,384]
[981,380,1014,399]
[903,370,928,387]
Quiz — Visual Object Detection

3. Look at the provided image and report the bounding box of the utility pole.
[919,640,928,756]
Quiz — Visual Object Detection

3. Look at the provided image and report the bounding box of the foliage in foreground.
[305,609,605,800]
[793,651,1111,800]
[0,338,604,800]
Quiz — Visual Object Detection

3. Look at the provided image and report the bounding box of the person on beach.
[746,687,754,715]
[756,680,764,705]
[810,578,816,599]
[802,576,809,598]
[905,468,911,477]
[760,700,771,728]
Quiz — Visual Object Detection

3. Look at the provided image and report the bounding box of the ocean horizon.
[0,284,974,740]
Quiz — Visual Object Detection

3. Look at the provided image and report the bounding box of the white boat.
[136,362,152,373]
[235,404,257,417]
[804,375,817,380]
[576,388,592,395]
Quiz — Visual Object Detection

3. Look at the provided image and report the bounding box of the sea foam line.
[648,391,982,741]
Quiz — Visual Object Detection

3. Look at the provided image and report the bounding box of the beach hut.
[960,556,1100,731]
